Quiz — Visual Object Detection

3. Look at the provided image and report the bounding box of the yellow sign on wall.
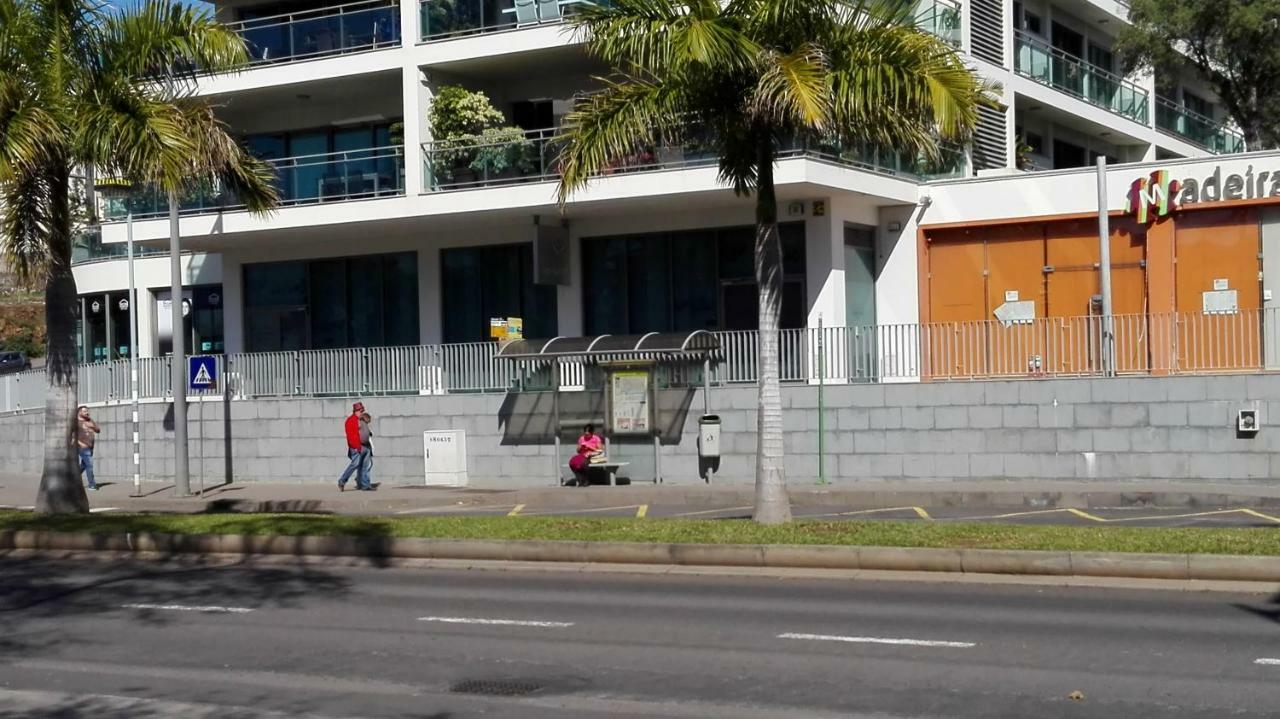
[489,317,524,340]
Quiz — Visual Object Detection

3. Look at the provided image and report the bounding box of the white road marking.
[89,507,118,513]
[417,616,574,628]
[121,603,254,614]
[1255,658,1280,666]
[778,632,975,648]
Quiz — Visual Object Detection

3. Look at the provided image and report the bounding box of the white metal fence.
[4,310,1279,414]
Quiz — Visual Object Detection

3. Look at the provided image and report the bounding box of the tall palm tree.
[0,0,278,514]
[557,0,994,523]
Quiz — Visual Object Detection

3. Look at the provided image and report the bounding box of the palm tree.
[0,0,278,514]
[557,0,994,523]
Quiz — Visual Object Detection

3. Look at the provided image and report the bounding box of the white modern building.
[73,0,1246,367]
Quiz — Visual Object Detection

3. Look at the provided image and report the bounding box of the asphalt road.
[4,559,1280,718]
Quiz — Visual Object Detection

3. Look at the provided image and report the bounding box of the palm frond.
[0,166,52,284]
[99,0,250,91]
[750,44,831,131]
[555,77,690,201]
[0,74,57,180]
[573,0,760,76]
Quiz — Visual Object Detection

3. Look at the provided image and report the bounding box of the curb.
[3,530,1280,582]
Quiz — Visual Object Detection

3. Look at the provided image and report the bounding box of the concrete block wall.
[0,374,1274,488]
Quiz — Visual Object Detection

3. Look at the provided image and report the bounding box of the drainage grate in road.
[449,679,544,697]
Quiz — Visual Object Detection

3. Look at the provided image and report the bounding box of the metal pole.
[169,192,191,497]
[817,318,826,485]
[1096,156,1116,377]
[127,211,141,497]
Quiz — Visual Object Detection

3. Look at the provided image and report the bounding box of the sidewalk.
[4,478,1280,516]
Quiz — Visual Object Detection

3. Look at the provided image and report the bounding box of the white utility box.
[423,430,468,487]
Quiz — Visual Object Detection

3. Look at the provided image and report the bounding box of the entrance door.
[844,226,877,380]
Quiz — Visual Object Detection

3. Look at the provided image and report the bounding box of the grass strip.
[2,511,1280,556]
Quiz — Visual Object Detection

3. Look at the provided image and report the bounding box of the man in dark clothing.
[338,401,373,491]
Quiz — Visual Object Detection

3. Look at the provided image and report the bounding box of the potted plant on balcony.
[427,85,537,188]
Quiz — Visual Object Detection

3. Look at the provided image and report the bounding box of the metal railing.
[101,146,406,222]
[1014,31,1149,125]
[229,0,401,65]
[421,127,966,191]
[419,0,596,40]
[1155,97,1246,154]
[915,0,961,47]
[6,309,1279,414]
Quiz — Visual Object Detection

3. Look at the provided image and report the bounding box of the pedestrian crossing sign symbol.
[188,356,218,392]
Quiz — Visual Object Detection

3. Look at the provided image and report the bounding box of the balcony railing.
[420,0,962,44]
[1155,97,1246,154]
[1014,31,1149,125]
[229,0,401,65]
[419,0,595,41]
[915,0,961,48]
[421,127,966,191]
[7,307,1279,413]
[102,146,406,222]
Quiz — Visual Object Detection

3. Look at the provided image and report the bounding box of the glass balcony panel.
[1155,96,1245,154]
[1014,31,1148,125]
[231,0,400,65]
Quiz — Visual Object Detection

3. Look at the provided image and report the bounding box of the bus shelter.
[497,331,722,485]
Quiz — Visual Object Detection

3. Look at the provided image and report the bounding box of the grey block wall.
[0,374,1275,488]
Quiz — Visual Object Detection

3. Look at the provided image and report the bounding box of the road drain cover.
[450,679,544,697]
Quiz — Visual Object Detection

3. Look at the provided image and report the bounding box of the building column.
[221,255,244,354]
[401,66,433,197]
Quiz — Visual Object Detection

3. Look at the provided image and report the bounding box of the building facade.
[73,0,1250,368]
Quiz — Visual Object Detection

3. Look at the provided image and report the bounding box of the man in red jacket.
[338,401,373,491]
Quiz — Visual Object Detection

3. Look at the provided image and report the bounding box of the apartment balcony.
[102,146,405,221]
[230,0,401,65]
[420,128,966,192]
[419,0,592,41]
[419,0,962,44]
[1014,30,1149,125]
[915,0,961,48]
[1155,97,1246,154]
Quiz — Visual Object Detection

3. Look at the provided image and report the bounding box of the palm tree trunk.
[34,167,88,515]
[752,137,792,524]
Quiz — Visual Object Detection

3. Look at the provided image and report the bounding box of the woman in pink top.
[568,424,603,486]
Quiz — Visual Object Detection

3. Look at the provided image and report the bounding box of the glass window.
[582,222,806,334]
[244,252,418,352]
[441,244,557,343]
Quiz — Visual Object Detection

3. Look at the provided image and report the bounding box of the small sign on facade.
[1004,289,1020,303]
[1203,289,1239,315]
[1213,278,1229,291]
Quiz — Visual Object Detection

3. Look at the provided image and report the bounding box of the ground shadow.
[1233,590,1280,624]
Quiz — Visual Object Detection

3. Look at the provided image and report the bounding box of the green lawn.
[2,511,1280,555]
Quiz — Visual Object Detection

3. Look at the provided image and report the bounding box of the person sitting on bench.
[568,423,603,486]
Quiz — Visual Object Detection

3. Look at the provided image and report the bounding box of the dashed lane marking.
[807,506,934,520]
[670,505,754,517]
[1255,658,1280,666]
[522,504,645,516]
[779,632,975,649]
[89,507,118,513]
[636,504,648,518]
[507,504,526,517]
[418,616,574,628]
[122,603,254,614]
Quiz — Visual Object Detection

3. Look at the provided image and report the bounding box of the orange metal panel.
[984,227,1047,378]
[925,229,988,379]
[1173,208,1261,371]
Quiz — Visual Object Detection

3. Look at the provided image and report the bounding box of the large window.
[243,122,399,203]
[441,244,558,343]
[582,223,807,335]
[243,252,419,352]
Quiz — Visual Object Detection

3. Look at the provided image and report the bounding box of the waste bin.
[697,415,721,459]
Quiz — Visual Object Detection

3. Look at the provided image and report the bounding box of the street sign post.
[188,355,218,393]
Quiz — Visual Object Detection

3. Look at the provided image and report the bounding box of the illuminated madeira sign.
[1126,165,1280,222]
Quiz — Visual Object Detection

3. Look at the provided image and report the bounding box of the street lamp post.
[93,178,142,497]
[169,191,191,498]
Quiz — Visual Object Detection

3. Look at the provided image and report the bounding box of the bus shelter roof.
[497,331,720,360]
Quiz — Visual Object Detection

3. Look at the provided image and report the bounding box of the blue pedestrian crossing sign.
[188,356,218,392]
